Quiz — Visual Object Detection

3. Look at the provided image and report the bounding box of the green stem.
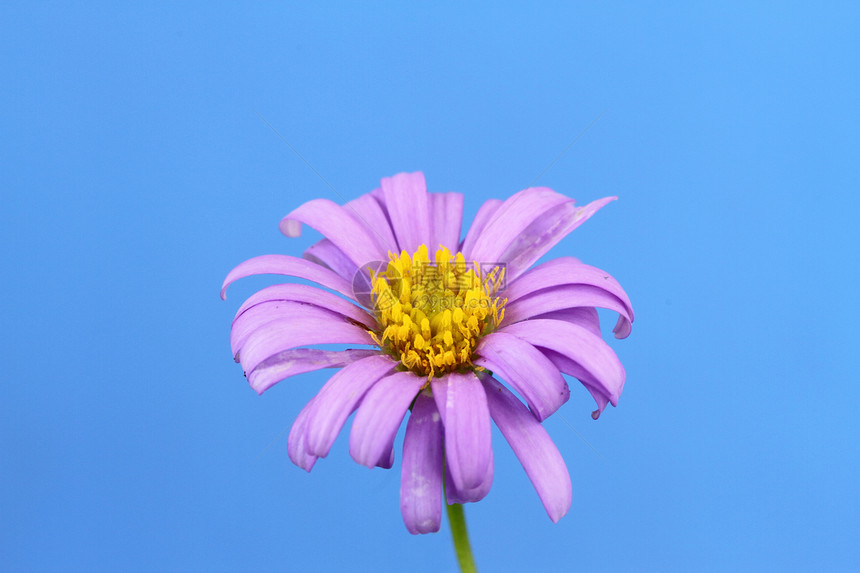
[446,502,478,573]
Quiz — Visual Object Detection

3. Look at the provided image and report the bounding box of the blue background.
[2,3,858,572]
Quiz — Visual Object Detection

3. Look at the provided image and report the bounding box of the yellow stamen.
[369,245,506,378]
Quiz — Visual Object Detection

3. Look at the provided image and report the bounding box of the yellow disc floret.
[369,245,506,379]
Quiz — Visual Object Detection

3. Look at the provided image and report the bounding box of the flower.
[222,172,633,534]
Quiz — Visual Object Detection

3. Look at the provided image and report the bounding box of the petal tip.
[612,315,633,339]
[404,519,441,535]
[279,217,302,237]
[548,506,569,524]
[299,459,317,472]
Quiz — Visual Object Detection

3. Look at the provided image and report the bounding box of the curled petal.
[346,191,399,254]
[231,298,369,362]
[221,254,353,300]
[280,198,386,266]
[400,391,444,534]
[505,257,634,339]
[500,196,616,282]
[540,348,611,419]
[303,239,359,283]
[349,371,424,468]
[233,302,374,373]
[376,444,396,469]
[500,318,625,407]
[431,379,493,504]
[531,307,601,337]
[288,397,320,472]
[233,283,374,328]
[381,172,431,254]
[474,332,569,421]
[480,374,572,523]
[443,447,493,504]
[248,348,378,395]
[502,284,632,336]
[303,355,397,458]
[467,187,571,264]
[431,372,492,491]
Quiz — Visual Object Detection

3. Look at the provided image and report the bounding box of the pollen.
[369,245,506,378]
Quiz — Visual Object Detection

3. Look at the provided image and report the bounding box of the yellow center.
[369,245,506,378]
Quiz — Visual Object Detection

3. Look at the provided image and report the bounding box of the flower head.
[222,172,633,534]
[369,245,506,378]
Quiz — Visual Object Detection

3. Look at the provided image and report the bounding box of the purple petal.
[461,198,502,255]
[400,390,444,534]
[586,388,610,420]
[376,444,396,469]
[247,348,378,395]
[235,303,375,374]
[288,396,320,472]
[430,372,492,491]
[233,283,375,329]
[230,298,369,360]
[466,187,571,264]
[505,257,632,311]
[532,307,601,337]
[474,332,569,421]
[279,198,387,266]
[380,172,431,253]
[480,374,572,523]
[303,239,359,282]
[221,254,354,300]
[500,319,625,407]
[540,348,611,419]
[443,447,493,504]
[529,291,608,417]
[428,192,464,252]
[304,355,397,458]
[612,315,632,340]
[504,257,634,339]
[502,284,632,334]
[430,379,493,504]
[346,191,399,254]
[350,371,425,468]
[500,196,617,282]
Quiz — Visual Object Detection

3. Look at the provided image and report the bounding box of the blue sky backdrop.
[2,3,858,572]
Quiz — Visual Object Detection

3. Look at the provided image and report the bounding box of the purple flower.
[222,172,633,534]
